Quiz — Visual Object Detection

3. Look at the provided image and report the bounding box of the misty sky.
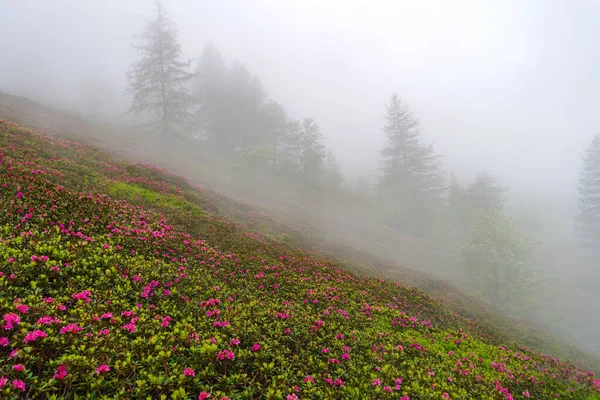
[2,0,600,198]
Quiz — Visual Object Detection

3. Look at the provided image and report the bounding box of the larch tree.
[126,1,195,139]
[378,93,445,233]
[576,134,600,257]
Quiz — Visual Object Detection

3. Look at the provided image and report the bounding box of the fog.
[2,0,600,357]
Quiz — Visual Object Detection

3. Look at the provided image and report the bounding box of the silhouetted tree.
[323,150,344,192]
[466,171,506,214]
[298,118,326,183]
[126,1,195,138]
[194,43,229,147]
[378,93,444,232]
[576,134,600,257]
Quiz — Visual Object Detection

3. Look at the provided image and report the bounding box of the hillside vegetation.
[1,120,599,399]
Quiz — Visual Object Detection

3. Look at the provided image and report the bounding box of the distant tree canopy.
[192,43,331,187]
[378,93,444,233]
[576,133,600,257]
[448,171,506,232]
[461,209,538,307]
[126,1,196,138]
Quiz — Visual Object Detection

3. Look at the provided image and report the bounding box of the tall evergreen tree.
[194,43,229,146]
[466,171,506,214]
[126,1,195,138]
[378,93,444,231]
[576,134,600,255]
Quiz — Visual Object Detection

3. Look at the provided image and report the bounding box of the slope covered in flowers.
[0,120,599,399]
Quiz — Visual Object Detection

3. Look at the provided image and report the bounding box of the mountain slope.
[1,120,599,399]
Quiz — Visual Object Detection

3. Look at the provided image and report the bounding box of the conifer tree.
[126,1,195,138]
[378,93,444,232]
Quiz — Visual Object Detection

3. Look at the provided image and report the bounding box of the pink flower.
[24,329,47,343]
[184,368,195,377]
[384,386,393,393]
[12,379,25,391]
[217,350,235,360]
[0,377,6,387]
[54,365,67,380]
[321,348,329,354]
[95,364,110,374]
[37,316,60,325]
[163,289,171,296]
[251,343,261,352]
[198,393,211,400]
[287,394,299,400]
[303,375,314,383]
[12,364,24,372]
[230,338,240,346]
[342,353,351,360]
[15,304,29,314]
[523,391,530,398]
[100,313,113,319]
[72,290,92,303]
[372,378,381,386]
[60,323,82,334]
[9,349,18,359]
[443,393,450,399]
[123,323,136,333]
[0,337,8,346]
[3,312,21,330]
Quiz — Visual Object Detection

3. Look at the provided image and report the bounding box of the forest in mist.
[1,0,600,358]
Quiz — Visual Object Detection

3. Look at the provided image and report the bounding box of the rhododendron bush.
[0,120,599,399]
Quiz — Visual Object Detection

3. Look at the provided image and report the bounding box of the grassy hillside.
[0,120,599,399]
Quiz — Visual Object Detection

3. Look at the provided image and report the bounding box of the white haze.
[1,0,600,354]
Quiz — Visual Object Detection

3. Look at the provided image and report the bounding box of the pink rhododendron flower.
[24,329,47,343]
[230,338,240,346]
[95,365,110,374]
[198,393,211,400]
[372,378,381,386]
[12,364,24,372]
[217,350,235,360]
[12,379,25,391]
[54,365,67,380]
[15,304,29,314]
[184,368,195,377]
[0,377,7,387]
[3,312,21,330]
[60,323,82,334]
[0,337,8,346]
[287,394,299,400]
[251,343,261,352]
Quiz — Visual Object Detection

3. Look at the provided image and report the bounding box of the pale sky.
[2,0,599,198]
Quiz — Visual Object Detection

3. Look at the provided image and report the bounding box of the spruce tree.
[576,134,600,255]
[126,1,195,138]
[378,93,444,232]
[194,43,229,147]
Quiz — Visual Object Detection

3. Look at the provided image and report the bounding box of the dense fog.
[1,0,599,356]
